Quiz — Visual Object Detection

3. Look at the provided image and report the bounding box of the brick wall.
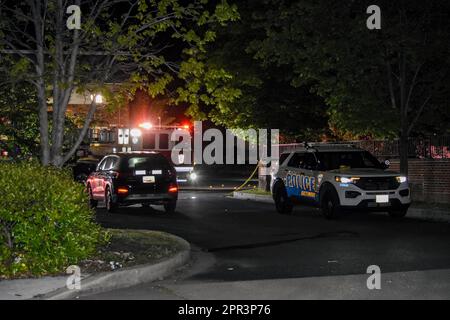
[389,159,450,204]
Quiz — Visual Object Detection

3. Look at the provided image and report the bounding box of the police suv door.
[298,152,319,203]
[284,152,306,200]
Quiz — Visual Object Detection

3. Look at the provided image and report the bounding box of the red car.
[86,151,178,213]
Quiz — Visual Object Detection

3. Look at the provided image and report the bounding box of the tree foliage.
[0,0,239,166]
[244,0,450,172]
[0,82,85,159]
[201,0,329,141]
[0,83,40,157]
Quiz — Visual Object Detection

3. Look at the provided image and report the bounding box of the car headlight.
[335,176,360,184]
[396,176,407,183]
[189,172,197,181]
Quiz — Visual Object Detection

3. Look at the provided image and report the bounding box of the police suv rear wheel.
[274,184,293,214]
[321,189,341,219]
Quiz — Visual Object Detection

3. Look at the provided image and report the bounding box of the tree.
[247,0,450,173]
[201,0,329,141]
[0,0,239,166]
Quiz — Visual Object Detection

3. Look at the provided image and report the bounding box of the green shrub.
[0,161,109,278]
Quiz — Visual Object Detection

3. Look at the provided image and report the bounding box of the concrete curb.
[232,191,450,223]
[181,187,237,192]
[406,207,450,223]
[232,191,273,203]
[41,234,191,300]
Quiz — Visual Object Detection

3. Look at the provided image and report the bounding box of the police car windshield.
[316,151,382,170]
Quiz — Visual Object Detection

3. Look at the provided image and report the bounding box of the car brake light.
[168,184,178,193]
[117,187,129,194]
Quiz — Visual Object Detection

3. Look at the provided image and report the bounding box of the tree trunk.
[398,50,409,176]
[31,0,50,165]
[399,130,409,175]
[37,89,50,165]
[49,0,81,167]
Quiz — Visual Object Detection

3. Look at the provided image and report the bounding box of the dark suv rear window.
[123,155,171,171]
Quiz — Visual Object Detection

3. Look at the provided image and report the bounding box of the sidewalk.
[0,276,76,300]
[0,233,190,300]
[152,268,450,300]
[232,191,450,223]
[180,178,258,192]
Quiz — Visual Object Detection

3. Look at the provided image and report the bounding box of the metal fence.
[279,136,450,159]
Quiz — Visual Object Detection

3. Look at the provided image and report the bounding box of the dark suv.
[86,152,178,213]
[72,157,101,183]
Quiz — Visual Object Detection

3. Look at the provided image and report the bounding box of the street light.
[90,94,103,104]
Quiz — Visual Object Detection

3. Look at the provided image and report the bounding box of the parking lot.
[81,190,450,299]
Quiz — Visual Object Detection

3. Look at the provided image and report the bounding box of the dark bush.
[0,161,108,278]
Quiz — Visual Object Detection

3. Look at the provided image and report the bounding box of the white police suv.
[270,143,411,219]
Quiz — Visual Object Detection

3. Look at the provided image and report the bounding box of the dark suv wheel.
[273,182,293,214]
[87,184,98,209]
[164,199,177,213]
[105,187,117,213]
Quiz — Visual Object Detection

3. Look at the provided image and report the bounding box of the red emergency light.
[139,122,153,129]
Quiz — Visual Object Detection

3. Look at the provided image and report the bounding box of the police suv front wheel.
[274,185,293,214]
[321,190,341,219]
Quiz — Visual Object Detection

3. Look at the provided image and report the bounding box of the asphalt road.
[80,191,450,299]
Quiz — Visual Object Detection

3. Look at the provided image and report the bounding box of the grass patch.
[78,229,185,274]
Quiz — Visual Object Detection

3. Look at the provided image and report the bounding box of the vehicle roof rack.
[304,142,358,150]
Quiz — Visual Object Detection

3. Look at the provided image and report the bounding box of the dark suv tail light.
[117,186,129,195]
[168,183,178,193]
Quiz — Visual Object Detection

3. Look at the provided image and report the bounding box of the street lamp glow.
[90,94,103,104]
